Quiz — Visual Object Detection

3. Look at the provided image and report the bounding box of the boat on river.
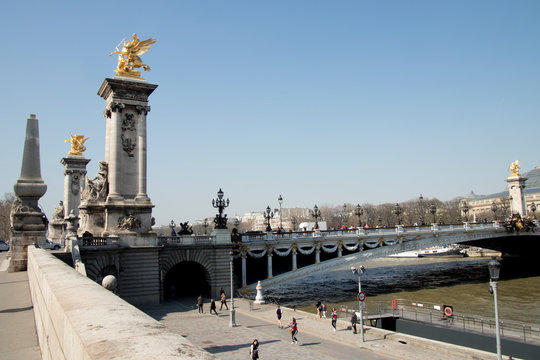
[389,245,467,258]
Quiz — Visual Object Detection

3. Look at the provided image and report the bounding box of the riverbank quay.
[141,298,501,360]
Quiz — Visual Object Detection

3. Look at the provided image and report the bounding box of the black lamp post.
[429,203,437,224]
[393,203,402,225]
[169,220,176,237]
[491,201,498,222]
[229,251,237,327]
[311,205,321,230]
[212,188,230,229]
[419,194,425,225]
[278,195,283,229]
[264,206,274,232]
[530,202,537,219]
[203,218,209,235]
[461,201,469,223]
[342,203,347,227]
[354,204,364,228]
[488,257,502,360]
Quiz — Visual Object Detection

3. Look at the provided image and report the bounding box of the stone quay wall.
[27,247,216,360]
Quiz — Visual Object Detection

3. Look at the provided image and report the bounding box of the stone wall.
[27,247,215,360]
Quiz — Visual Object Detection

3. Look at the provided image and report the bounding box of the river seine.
[266,256,540,324]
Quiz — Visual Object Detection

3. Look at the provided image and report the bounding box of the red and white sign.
[358,292,366,302]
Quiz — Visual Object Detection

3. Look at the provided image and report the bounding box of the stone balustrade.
[27,247,215,360]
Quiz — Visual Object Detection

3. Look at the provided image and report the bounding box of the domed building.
[465,166,540,221]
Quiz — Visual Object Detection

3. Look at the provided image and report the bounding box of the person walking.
[315,298,322,317]
[220,291,229,310]
[331,307,338,332]
[321,303,327,318]
[351,310,358,334]
[197,294,204,313]
[288,317,298,344]
[210,298,218,315]
[276,305,283,328]
[250,339,260,359]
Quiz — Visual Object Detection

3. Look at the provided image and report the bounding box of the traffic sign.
[358,291,366,302]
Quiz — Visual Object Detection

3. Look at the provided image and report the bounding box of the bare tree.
[0,193,15,241]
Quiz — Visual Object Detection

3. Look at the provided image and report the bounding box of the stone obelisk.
[8,114,48,272]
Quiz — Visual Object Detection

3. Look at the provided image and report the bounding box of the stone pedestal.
[506,175,528,216]
[213,228,232,244]
[61,156,91,217]
[48,220,65,244]
[78,78,157,243]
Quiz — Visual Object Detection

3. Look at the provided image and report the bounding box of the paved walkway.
[0,252,41,360]
[141,297,498,360]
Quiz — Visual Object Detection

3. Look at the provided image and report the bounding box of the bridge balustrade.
[158,235,215,246]
[80,236,118,247]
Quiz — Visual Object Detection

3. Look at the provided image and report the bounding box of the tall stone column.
[61,156,91,218]
[8,114,48,272]
[267,252,273,279]
[241,253,247,287]
[292,247,297,271]
[506,175,528,216]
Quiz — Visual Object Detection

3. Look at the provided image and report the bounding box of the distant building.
[466,166,540,220]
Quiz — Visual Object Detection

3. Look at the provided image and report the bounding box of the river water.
[265,256,540,324]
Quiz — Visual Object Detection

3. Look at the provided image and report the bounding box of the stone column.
[135,105,150,202]
[506,175,528,216]
[292,247,297,271]
[241,253,247,287]
[61,156,91,218]
[267,251,273,279]
[337,243,343,258]
[8,114,48,272]
[315,246,321,264]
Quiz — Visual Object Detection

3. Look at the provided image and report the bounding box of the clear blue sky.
[1,1,539,225]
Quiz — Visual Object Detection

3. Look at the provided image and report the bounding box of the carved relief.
[135,105,151,115]
[110,102,125,113]
[121,134,136,157]
[122,113,136,131]
[118,214,141,230]
[71,174,80,195]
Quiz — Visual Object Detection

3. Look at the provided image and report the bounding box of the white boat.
[388,250,423,258]
[420,246,467,257]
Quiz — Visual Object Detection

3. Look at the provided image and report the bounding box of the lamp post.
[488,257,502,360]
[229,251,237,327]
[351,265,365,342]
[292,216,297,232]
[419,194,425,225]
[393,203,402,225]
[311,205,321,230]
[429,203,437,224]
[169,220,176,237]
[342,203,347,227]
[491,201,498,222]
[212,188,230,229]
[264,206,274,232]
[530,202,537,219]
[278,195,283,229]
[461,201,469,223]
[354,204,364,228]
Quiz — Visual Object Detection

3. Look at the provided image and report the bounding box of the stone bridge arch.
[160,249,214,300]
[84,252,120,288]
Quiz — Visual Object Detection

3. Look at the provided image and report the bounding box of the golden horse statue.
[65,133,88,156]
[110,34,156,78]
[508,159,521,177]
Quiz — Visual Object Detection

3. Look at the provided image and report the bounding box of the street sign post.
[358,291,366,302]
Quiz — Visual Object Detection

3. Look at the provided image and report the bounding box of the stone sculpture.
[65,133,88,156]
[109,34,156,78]
[82,161,109,201]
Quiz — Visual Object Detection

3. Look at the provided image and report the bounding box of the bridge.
[148,221,539,297]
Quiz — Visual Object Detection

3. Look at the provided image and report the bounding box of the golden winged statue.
[110,34,156,78]
[65,133,88,156]
[508,159,521,177]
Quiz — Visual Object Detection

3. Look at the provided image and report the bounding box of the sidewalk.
[141,297,499,360]
[0,253,41,360]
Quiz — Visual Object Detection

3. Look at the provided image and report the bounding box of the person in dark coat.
[197,294,204,313]
[351,311,358,334]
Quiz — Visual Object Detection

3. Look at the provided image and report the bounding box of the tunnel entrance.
[163,261,211,300]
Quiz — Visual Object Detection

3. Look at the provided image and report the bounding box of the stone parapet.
[27,247,216,360]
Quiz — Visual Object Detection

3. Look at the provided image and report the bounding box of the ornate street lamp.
[393,203,402,225]
[530,202,537,219]
[429,203,437,224]
[491,201,498,222]
[351,265,366,342]
[169,220,176,237]
[311,205,321,230]
[354,204,364,228]
[461,201,469,223]
[212,188,230,229]
[419,194,425,224]
[264,206,274,232]
[488,257,502,360]
[342,203,347,227]
[229,251,237,327]
[278,194,283,229]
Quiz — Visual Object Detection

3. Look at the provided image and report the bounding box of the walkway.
[141,297,497,360]
[0,252,41,360]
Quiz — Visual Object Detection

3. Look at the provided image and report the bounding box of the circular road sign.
[358,292,366,302]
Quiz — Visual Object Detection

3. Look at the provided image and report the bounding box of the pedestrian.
[250,339,260,359]
[351,311,358,334]
[288,317,298,344]
[315,298,321,316]
[318,304,323,318]
[210,298,218,315]
[220,291,229,310]
[331,307,338,332]
[276,305,283,328]
[197,294,204,313]
[321,303,327,318]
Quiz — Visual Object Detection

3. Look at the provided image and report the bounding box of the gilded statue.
[508,159,521,177]
[65,133,88,156]
[110,34,156,78]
